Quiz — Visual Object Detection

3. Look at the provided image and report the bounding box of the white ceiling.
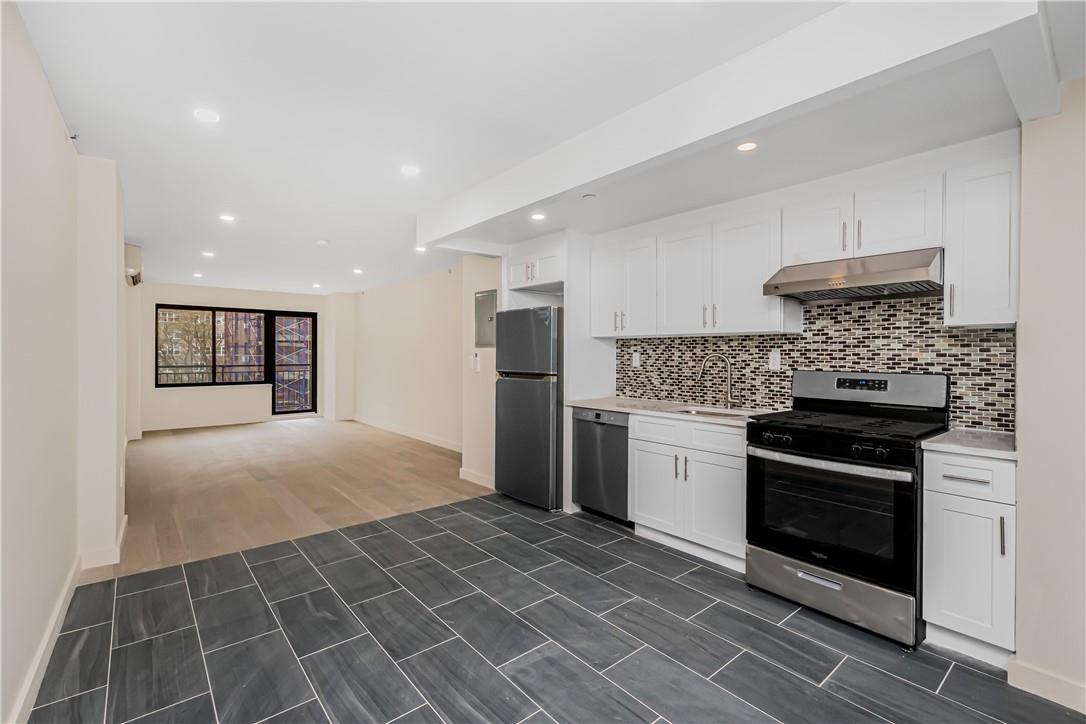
[19,1,837,293]
[441,51,1022,247]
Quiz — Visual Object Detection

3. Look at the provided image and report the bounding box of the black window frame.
[154,303,318,415]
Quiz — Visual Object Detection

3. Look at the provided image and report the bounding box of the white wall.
[1009,76,1086,713]
[460,255,501,486]
[1,5,81,720]
[355,267,463,451]
[125,280,142,440]
[323,292,357,421]
[138,282,326,431]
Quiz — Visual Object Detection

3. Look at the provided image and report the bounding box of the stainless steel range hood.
[763,247,943,302]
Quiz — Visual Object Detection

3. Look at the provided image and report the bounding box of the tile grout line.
[201,628,281,656]
[595,597,637,618]
[935,662,955,695]
[32,684,108,713]
[55,618,114,637]
[298,631,371,660]
[243,550,303,567]
[189,581,259,602]
[386,702,429,723]
[707,649,746,679]
[683,599,717,622]
[599,643,647,674]
[112,623,197,650]
[818,654,849,687]
[352,587,406,607]
[776,606,803,626]
[250,697,319,724]
[262,582,331,606]
[117,691,209,724]
[394,635,459,664]
[494,640,550,670]
[114,578,187,599]
[513,708,544,724]
[102,576,117,724]
[181,565,221,724]
[512,593,556,613]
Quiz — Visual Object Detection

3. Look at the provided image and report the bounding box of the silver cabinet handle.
[797,570,843,591]
[613,312,619,332]
[525,262,532,281]
[1000,516,1006,556]
[620,312,627,330]
[942,473,989,485]
[857,218,862,249]
[531,261,537,280]
[683,456,689,481]
[712,304,718,327]
[674,454,679,479]
[948,283,955,318]
[841,221,847,251]
[702,304,708,328]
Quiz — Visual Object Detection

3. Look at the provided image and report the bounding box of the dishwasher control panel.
[572,408,629,427]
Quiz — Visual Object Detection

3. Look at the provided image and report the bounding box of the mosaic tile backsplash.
[616,297,1016,431]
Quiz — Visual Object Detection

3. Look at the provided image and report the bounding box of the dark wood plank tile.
[434,592,547,666]
[242,540,299,566]
[939,662,1086,724]
[184,552,255,599]
[414,532,492,570]
[61,580,115,633]
[693,602,844,683]
[262,698,329,724]
[543,516,622,546]
[600,538,698,578]
[204,631,313,724]
[571,510,636,539]
[116,566,184,596]
[338,520,389,540]
[250,554,326,603]
[294,531,361,567]
[919,641,1007,681]
[193,585,278,652]
[351,532,426,568]
[500,641,655,723]
[712,652,881,723]
[490,515,563,545]
[474,534,556,573]
[414,504,461,521]
[451,497,514,522]
[386,558,476,608]
[106,627,209,723]
[782,607,949,691]
[607,646,771,724]
[455,559,553,611]
[351,589,454,661]
[273,588,366,658]
[678,567,800,623]
[28,687,105,724]
[301,635,424,723]
[824,658,997,724]
[319,555,399,605]
[391,704,444,723]
[601,564,712,618]
[537,535,626,576]
[433,513,503,543]
[517,595,641,671]
[603,598,741,677]
[480,494,563,523]
[126,693,216,724]
[112,583,195,647]
[398,638,537,724]
[380,512,443,541]
[528,560,632,615]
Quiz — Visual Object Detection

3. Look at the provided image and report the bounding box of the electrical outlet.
[632,351,641,368]
[768,349,782,371]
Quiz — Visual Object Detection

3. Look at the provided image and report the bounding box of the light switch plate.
[768,349,781,371]
[632,351,641,368]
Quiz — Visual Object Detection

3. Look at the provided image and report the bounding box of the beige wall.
[324,293,357,421]
[1,5,81,720]
[139,283,326,431]
[355,267,463,451]
[1009,76,1086,713]
[460,256,501,486]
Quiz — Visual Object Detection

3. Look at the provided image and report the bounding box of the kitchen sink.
[674,406,744,419]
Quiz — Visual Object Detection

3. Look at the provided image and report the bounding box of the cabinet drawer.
[688,423,744,456]
[629,416,685,445]
[924,451,1015,504]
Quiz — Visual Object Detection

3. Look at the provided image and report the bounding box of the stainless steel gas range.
[745,370,950,647]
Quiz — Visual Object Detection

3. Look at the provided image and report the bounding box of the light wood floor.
[114,418,488,576]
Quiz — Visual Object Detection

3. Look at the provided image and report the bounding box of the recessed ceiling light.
[192,272,203,278]
[400,164,421,177]
[312,283,321,289]
[201,251,215,258]
[193,108,221,124]
[415,246,427,253]
[737,141,758,152]
[531,213,546,221]
[218,214,235,223]
[316,239,330,247]
[353,268,363,275]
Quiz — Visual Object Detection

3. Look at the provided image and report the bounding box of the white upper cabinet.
[656,225,712,334]
[590,241,623,336]
[712,210,800,334]
[508,234,565,292]
[589,237,656,337]
[943,157,1019,327]
[854,173,944,256]
[781,192,854,265]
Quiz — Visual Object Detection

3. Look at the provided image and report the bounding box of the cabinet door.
[854,173,944,256]
[943,158,1019,327]
[590,242,622,337]
[781,192,853,265]
[508,257,532,289]
[656,225,712,334]
[683,449,746,557]
[621,236,657,335]
[533,251,564,285]
[923,492,1015,649]
[712,210,788,334]
[629,439,684,536]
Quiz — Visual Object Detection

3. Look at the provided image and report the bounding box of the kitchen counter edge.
[922,428,1017,461]
[566,396,768,429]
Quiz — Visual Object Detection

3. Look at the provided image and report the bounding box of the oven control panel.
[835,377,888,392]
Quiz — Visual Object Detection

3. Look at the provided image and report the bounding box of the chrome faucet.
[698,353,741,409]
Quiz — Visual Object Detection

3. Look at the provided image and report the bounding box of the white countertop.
[567,396,769,428]
[922,428,1017,461]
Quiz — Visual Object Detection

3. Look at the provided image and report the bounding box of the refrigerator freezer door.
[496,307,559,375]
[495,376,559,510]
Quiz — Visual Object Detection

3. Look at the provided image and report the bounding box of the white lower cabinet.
[923,490,1016,649]
[629,439,684,536]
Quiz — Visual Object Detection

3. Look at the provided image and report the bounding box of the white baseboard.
[634,525,746,576]
[7,555,82,724]
[1008,656,1086,714]
[923,623,1013,670]
[354,417,462,453]
[80,514,128,569]
[459,468,494,488]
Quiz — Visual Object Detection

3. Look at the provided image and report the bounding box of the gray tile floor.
[31,494,1086,724]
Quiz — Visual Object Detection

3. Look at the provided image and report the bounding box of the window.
[156,304,317,414]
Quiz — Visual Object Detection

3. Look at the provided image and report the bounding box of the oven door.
[746,445,917,594]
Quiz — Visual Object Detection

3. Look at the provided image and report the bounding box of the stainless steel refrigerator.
[495,306,562,510]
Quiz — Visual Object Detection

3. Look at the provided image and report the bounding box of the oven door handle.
[747,445,915,482]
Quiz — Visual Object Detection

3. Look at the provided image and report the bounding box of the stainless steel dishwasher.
[572,408,629,521]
